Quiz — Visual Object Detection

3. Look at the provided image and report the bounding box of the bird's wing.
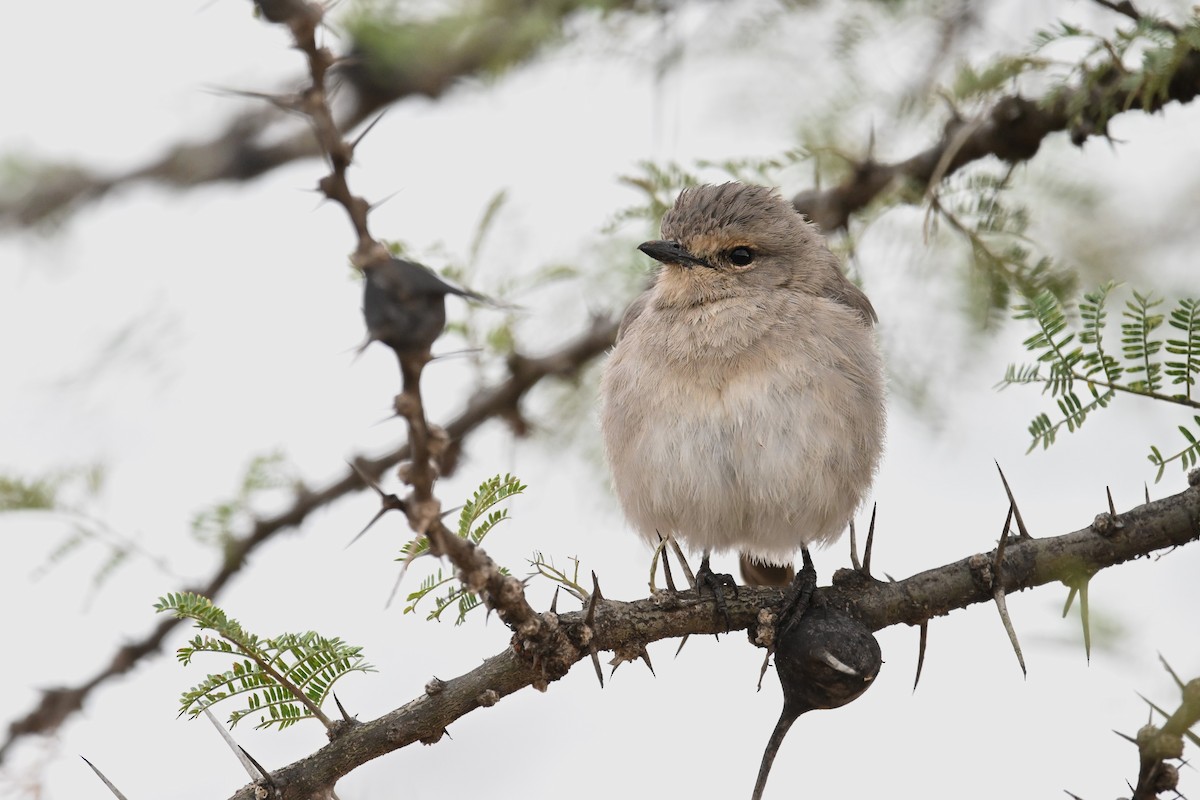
[615,289,653,343]
[823,275,878,325]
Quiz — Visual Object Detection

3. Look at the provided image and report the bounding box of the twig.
[224,480,1200,799]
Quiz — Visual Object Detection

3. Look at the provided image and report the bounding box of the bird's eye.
[729,247,754,267]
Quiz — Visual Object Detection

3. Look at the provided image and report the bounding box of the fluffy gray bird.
[599,182,885,592]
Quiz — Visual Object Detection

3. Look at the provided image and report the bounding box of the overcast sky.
[2,1,1199,798]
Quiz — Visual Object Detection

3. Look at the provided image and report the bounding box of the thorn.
[862,503,878,576]
[849,518,861,571]
[80,756,130,800]
[1156,652,1185,690]
[348,459,386,496]
[350,109,390,151]
[549,586,560,615]
[993,504,1013,575]
[1064,792,1085,800]
[1138,692,1172,721]
[212,86,302,113]
[333,691,353,723]
[1145,482,1151,505]
[589,645,605,689]
[1158,653,1186,690]
[1079,580,1092,663]
[368,188,403,213]
[1113,729,1138,745]
[660,537,676,592]
[1062,585,1077,618]
[757,649,771,692]
[995,461,1032,538]
[913,621,929,693]
[384,563,406,609]
[203,708,262,779]
[638,645,656,677]
[346,507,389,549]
[345,460,406,547]
[649,532,669,593]
[585,571,603,627]
[1107,485,1117,517]
[238,746,274,787]
[668,537,696,588]
[675,634,690,659]
[992,588,1027,677]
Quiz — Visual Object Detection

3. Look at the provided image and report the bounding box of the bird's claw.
[695,555,739,630]
[778,547,817,637]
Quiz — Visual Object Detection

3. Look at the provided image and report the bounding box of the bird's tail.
[738,554,795,587]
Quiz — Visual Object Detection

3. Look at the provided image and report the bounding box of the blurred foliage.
[0,465,171,593]
[190,450,297,558]
[924,168,1078,327]
[0,465,103,512]
[343,0,635,96]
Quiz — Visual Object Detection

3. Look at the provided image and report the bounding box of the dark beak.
[638,239,713,269]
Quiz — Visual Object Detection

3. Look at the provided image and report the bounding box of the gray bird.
[362,256,485,361]
[599,182,885,592]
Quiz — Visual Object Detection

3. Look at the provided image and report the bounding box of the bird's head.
[640,182,856,309]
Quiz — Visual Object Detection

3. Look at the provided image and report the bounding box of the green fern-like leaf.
[404,569,455,614]
[156,594,373,729]
[1122,291,1165,393]
[458,473,527,539]
[1148,416,1200,482]
[1079,282,1124,385]
[1004,285,1200,477]
[407,566,512,625]
[1165,297,1200,399]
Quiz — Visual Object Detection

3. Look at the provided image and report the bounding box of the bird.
[599,182,885,598]
[361,255,486,363]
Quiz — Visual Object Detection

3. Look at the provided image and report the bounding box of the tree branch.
[224,477,1200,799]
[0,315,617,764]
[791,38,1200,230]
[0,0,644,229]
[8,0,1200,778]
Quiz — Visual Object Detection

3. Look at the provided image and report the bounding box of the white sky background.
[1,1,1199,798]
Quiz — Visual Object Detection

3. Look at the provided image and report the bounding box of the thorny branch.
[5,0,1200,785]
[222,478,1200,800]
[792,55,1200,230]
[0,316,617,764]
[0,0,647,229]
[4,4,1200,234]
[1127,665,1200,799]
[254,0,552,642]
[3,0,597,770]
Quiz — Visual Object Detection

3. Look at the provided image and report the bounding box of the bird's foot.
[777,547,817,637]
[695,553,739,630]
